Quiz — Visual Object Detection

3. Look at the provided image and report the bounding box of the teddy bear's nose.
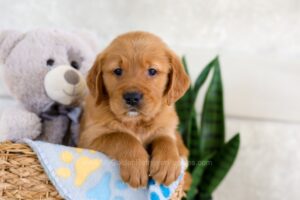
[64,70,80,85]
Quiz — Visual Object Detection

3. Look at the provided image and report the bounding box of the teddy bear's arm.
[0,106,42,142]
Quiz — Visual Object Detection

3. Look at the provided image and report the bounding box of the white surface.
[215,118,300,200]
[0,1,299,200]
[179,49,300,123]
[0,0,299,122]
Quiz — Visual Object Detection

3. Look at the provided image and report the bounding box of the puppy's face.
[87,32,190,122]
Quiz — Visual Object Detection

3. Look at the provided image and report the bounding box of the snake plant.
[176,56,240,200]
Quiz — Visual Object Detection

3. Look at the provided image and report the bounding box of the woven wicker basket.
[0,142,184,200]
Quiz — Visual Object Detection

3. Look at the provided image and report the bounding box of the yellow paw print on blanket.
[75,156,101,186]
[56,150,102,187]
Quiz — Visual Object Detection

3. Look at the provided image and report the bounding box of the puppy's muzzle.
[123,92,143,107]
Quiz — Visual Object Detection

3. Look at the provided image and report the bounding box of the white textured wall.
[0,1,299,199]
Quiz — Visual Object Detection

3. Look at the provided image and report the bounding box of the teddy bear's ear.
[0,30,24,63]
[72,30,101,53]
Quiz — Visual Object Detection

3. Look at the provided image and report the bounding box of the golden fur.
[79,31,190,188]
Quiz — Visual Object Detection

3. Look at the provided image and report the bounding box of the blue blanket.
[24,139,185,200]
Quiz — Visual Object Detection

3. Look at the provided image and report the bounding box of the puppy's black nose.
[123,92,143,106]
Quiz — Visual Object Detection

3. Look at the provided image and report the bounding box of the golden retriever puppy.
[78,31,190,188]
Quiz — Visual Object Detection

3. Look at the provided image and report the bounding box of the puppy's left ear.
[86,54,106,106]
[165,49,190,105]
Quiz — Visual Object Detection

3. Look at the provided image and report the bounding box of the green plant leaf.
[188,109,200,167]
[176,57,193,121]
[177,56,241,198]
[188,57,218,164]
[186,153,215,200]
[199,133,240,194]
[176,56,216,153]
[196,193,213,200]
[182,55,190,75]
[176,56,195,147]
[186,164,206,200]
[192,57,216,106]
[180,56,216,115]
[200,57,225,156]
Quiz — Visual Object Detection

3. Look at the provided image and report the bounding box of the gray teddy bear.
[0,29,98,145]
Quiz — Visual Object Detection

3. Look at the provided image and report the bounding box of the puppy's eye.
[46,59,55,66]
[70,61,80,69]
[148,68,157,76]
[113,68,123,76]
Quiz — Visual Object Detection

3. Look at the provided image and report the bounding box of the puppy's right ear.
[87,54,106,106]
[165,49,190,105]
[0,30,24,63]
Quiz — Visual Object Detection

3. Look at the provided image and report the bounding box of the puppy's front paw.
[150,152,181,186]
[119,150,149,188]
